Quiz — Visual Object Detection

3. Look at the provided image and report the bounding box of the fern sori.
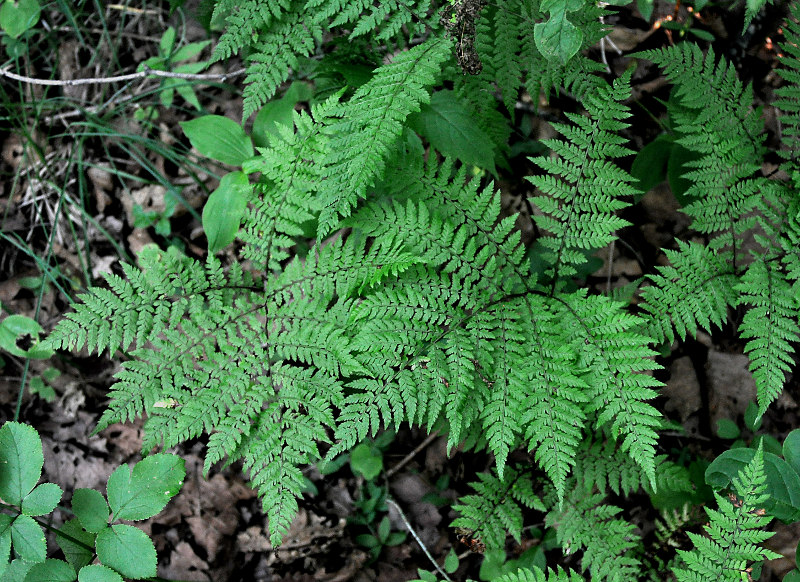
[673,445,780,581]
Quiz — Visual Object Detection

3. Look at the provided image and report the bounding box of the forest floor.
[1,1,800,580]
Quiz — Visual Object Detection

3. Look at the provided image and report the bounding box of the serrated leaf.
[11,515,46,563]
[72,489,110,533]
[406,90,497,174]
[4,558,34,582]
[78,564,123,582]
[180,115,254,165]
[0,514,12,577]
[0,422,44,505]
[23,558,76,582]
[55,520,95,572]
[107,454,185,522]
[21,482,62,516]
[95,525,156,580]
[202,171,252,254]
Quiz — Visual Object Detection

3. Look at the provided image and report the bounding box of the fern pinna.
[41,0,800,577]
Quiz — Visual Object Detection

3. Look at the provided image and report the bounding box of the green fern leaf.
[316,38,452,238]
[736,259,800,415]
[673,445,781,581]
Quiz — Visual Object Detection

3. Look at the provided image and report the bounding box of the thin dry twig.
[386,498,453,582]
[0,65,246,87]
[386,431,440,479]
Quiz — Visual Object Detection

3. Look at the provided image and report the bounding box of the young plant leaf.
[72,488,110,533]
[406,90,497,174]
[0,422,44,505]
[78,563,124,582]
[202,171,252,254]
[56,519,96,571]
[180,115,254,165]
[106,453,185,522]
[24,559,76,582]
[21,482,62,516]
[95,525,157,580]
[10,514,46,563]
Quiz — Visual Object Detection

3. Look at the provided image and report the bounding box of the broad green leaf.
[406,91,497,174]
[202,171,252,254]
[349,444,382,480]
[637,0,654,21]
[78,564,123,582]
[706,449,800,521]
[0,315,53,359]
[715,418,740,440]
[0,0,41,39]
[72,489,110,532]
[180,115,254,166]
[11,515,46,563]
[533,12,583,65]
[95,525,156,580]
[252,81,313,148]
[21,482,62,516]
[631,134,673,198]
[107,453,185,522]
[172,40,211,62]
[24,559,76,582]
[444,549,459,573]
[55,520,95,572]
[784,429,800,476]
[0,422,44,505]
[666,143,696,207]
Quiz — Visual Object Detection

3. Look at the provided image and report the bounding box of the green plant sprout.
[0,422,185,581]
[138,26,211,111]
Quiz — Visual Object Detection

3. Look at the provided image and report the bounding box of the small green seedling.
[139,26,211,110]
[0,421,185,580]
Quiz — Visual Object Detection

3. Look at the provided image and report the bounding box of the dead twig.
[0,65,246,87]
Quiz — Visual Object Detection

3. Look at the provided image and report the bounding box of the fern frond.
[673,445,781,581]
[492,566,586,582]
[212,0,292,61]
[636,44,765,251]
[640,240,738,344]
[574,440,692,498]
[527,71,637,287]
[451,467,545,549]
[520,295,588,500]
[317,38,452,237]
[42,245,226,356]
[736,259,800,415]
[776,1,800,164]
[559,291,662,489]
[242,13,320,118]
[546,486,641,582]
[240,95,341,270]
